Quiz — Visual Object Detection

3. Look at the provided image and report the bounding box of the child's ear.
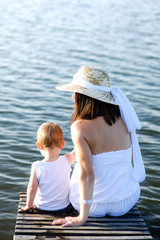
[36,142,43,150]
[60,141,65,150]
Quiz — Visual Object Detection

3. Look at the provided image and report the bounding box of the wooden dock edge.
[13,192,153,240]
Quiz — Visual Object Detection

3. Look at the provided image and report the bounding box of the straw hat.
[56,65,117,105]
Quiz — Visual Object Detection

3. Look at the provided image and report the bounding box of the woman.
[52,65,145,227]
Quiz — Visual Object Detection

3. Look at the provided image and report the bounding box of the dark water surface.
[0,0,160,239]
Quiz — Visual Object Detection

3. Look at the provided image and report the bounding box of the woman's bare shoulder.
[71,119,92,131]
[71,119,93,139]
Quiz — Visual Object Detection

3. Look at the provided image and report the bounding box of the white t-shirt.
[32,155,71,211]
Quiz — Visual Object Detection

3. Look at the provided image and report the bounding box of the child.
[21,122,75,212]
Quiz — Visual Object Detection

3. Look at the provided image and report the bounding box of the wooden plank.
[15,226,149,232]
[17,215,145,222]
[15,227,151,233]
[16,220,147,226]
[14,235,153,240]
[18,208,142,216]
[16,223,148,231]
[15,229,150,236]
[13,193,153,240]
[15,227,152,237]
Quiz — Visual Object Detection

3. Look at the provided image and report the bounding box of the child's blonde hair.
[37,122,63,148]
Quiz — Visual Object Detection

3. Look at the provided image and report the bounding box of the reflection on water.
[0,0,160,239]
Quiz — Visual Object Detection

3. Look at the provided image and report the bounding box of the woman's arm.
[74,122,95,223]
[21,165,38,211]
[52,120,95,227]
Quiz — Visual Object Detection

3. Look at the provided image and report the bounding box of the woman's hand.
[52,216,86,227]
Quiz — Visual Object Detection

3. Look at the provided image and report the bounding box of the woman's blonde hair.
[37,122,63,148]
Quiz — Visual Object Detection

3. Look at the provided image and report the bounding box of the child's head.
[37,122,63,149]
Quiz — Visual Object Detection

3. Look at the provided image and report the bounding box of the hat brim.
[56,82,117,105]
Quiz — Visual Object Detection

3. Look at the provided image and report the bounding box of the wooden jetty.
[13,192,153,240]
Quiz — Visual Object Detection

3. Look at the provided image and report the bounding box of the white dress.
[69,146,141,217]
[69,85,146,217]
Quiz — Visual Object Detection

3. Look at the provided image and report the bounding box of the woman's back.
[70,116,139,217]
[79,116,131,155]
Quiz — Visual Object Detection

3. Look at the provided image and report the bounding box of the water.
[0,0,160,239]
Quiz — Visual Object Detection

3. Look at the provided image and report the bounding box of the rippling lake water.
[0,0,160,239]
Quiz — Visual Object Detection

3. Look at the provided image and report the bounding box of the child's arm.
[21,165,38,212]
[65,150,75,165]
